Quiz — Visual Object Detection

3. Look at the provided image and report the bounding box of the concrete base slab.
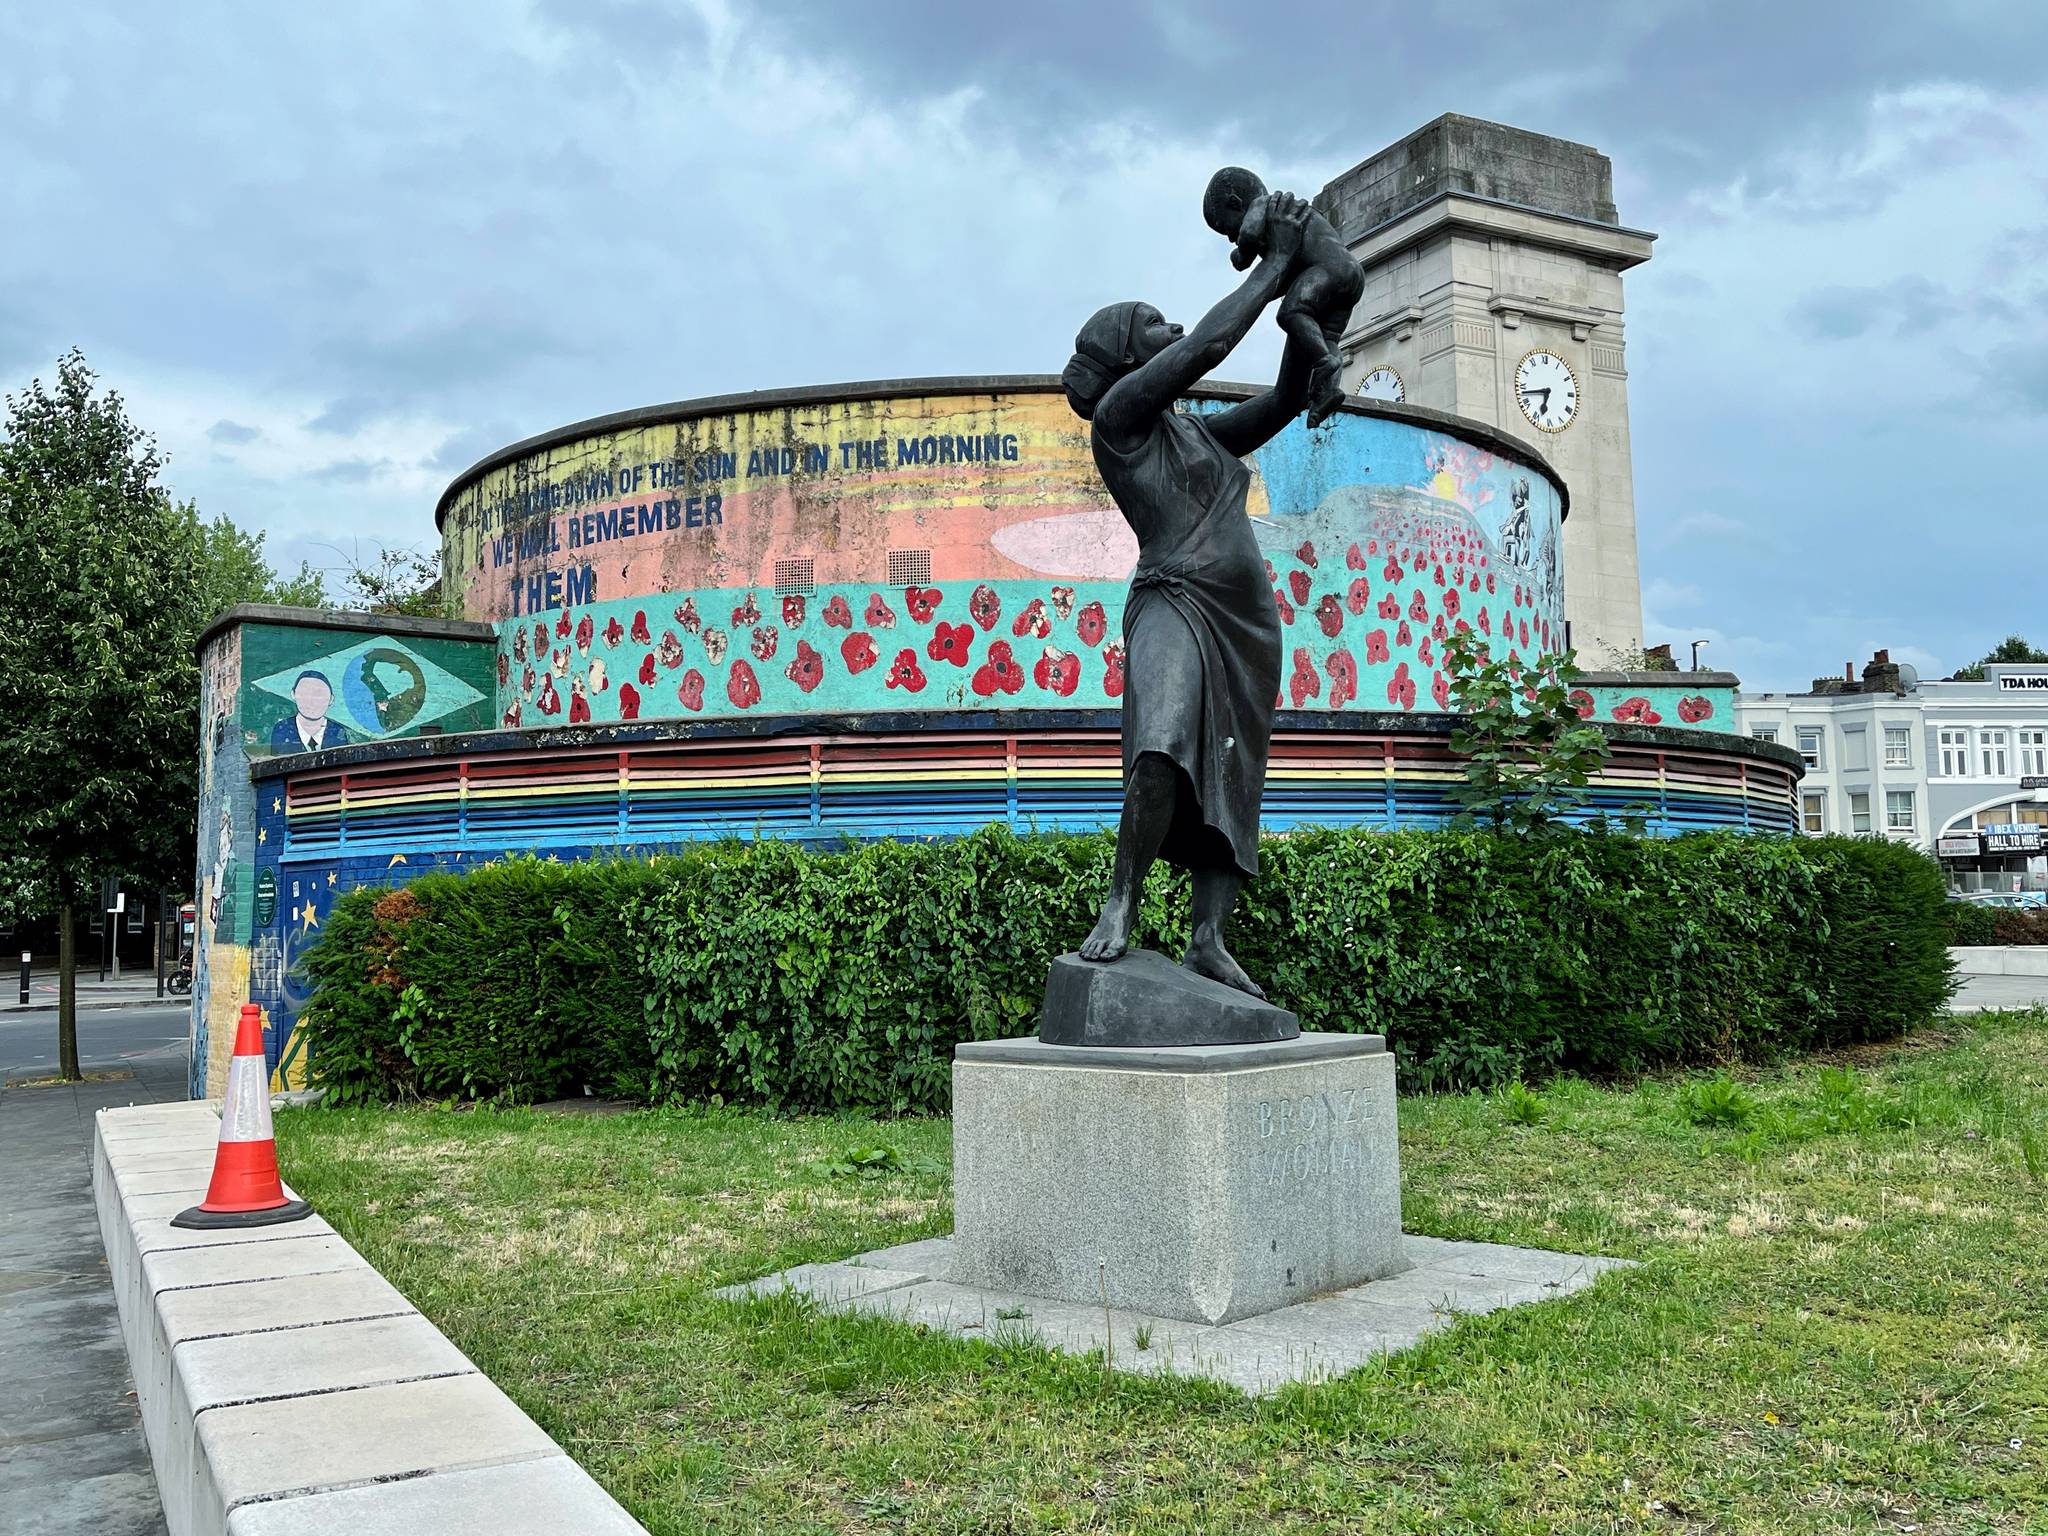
[722,1234,1631,1395]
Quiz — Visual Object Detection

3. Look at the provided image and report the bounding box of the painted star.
[301,902,319,932]
[256,827,266,844]
[387,854,408,867]
[326,872,337,887]
[272,797,282,813]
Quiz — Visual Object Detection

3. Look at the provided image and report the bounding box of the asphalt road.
[1,1003,187,1536]
[0,1004,191,1084]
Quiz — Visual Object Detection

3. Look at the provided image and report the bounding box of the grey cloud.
[429,423,516,477]
[1789,276,1961,341]
[755,0,2048,217]
[307,395,383,435]
[531,0,707,58]
[309,457,391,484]
[206,419,261,445]
[1980,343,2048,415]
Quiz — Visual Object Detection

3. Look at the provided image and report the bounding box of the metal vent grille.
[773,557,815,595]
[887,548,932,587]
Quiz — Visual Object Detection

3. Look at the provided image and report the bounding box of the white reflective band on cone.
[219,1051,275,1144]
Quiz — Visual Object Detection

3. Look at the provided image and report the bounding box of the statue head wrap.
[1061,301,1145,421]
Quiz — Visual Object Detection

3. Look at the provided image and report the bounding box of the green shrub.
[297,828,1958,1111]
[298,855,663,1106]
[1944,899,1999,947]
[1942,900,2048,946]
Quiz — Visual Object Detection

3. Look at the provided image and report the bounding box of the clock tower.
[1317,114,1655,663]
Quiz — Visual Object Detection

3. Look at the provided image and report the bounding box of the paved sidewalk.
[3,968,173,1015]
[1,1023,185,1535]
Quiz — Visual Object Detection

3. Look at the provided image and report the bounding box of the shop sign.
[2022,776,2048,790]
[1938,832,1983,858]
[1982,823,2045,853]
[1997,674,2048,690]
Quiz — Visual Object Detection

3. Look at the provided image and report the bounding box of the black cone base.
[170,1198,313,1230]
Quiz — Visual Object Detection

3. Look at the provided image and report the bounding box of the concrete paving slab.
[175,1312,472,1411]
[1220,1293,1435,1357]
[1343,1265,1568,1315]
[845,1276,1231,1376]
[1400,1236,1625,1285]
[155,1267,413,1346]
[142,1235,367,1297]
[139,1271,423,1480]
[131,1214,337,1262]
[160,1316,478,1529]
[224,1454,646,1536]
[110,1168,215,1197]
[103,1150,221,1178]
[189,1375,563,1532]
[729,1231,1632,1394]
[857,1236,957,1276]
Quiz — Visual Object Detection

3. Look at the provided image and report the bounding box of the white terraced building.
[1737,652,2048,891]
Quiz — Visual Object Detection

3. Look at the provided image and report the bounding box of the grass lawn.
[274,1013,2048,1535]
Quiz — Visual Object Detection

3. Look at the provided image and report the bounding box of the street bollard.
[18,950,29,1006]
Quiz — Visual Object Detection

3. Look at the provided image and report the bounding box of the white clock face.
[1514,350,1578,432]
[1358,366,1405,403]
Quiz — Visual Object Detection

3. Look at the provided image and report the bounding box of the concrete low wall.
[1950,945,2048,977]
[91,1102,647,1535]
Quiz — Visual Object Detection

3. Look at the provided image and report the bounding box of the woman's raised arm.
[1095,194,1310,444]
[1206,332,1319,457]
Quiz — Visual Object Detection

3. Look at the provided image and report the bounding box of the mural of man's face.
[293,674,332,719]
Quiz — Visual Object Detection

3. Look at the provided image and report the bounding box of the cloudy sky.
[4,1,2043,689]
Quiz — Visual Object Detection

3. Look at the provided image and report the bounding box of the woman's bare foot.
[1182,937,1266,1000]
[1079,899,1134,961]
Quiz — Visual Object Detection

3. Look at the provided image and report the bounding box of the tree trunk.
[57,901,80,1081]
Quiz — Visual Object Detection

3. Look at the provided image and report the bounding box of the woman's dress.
[1092,406,1281,879]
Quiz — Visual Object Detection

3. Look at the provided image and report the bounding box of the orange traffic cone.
[172,1004,312,1229]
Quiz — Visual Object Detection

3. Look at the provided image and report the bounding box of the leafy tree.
[192,511,328,620]
[1952,635,2048,682]
[0,353,207,1074]
[1440,627,1610,835]
[331,543,441,617]
[0,351,311,1077]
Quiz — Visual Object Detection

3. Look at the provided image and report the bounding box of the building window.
[887,548,932,586]
[1802,792,1826,834]
[1751,725,1778,744]
[1980,729,2010,778]
[1796,726,1823,770]
[2020,729,2048,777]
[1843,728,1869,772]
[1884,726,1911,768]
[1940,727,1969,776]
[1849,791,1871,833]
[1886,790,1916,832]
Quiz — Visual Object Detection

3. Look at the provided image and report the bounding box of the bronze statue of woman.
[1060,191,1315,1000]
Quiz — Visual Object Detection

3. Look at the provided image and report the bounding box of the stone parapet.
[90,1102,646,1536]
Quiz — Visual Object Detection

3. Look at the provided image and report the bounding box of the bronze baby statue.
[1203,167,1364,429]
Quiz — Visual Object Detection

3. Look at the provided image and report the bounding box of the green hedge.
[297,828,1957,1110]
[1943,901,2048,946]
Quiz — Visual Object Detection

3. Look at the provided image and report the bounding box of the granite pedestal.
[951,1031,1403,1325]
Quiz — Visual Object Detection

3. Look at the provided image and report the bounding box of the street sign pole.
[17,950,28,1006]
